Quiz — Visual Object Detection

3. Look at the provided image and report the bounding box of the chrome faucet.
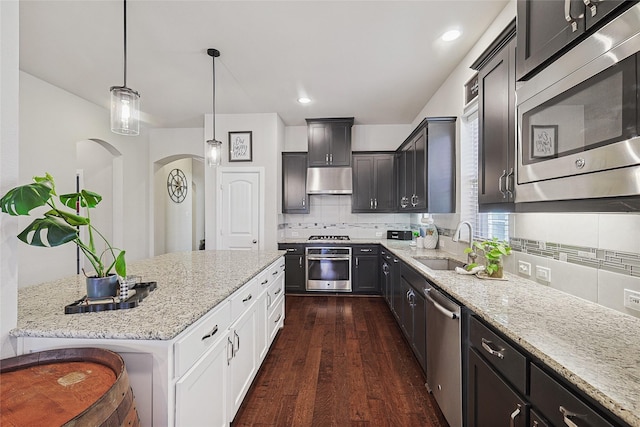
[453,221,477,264]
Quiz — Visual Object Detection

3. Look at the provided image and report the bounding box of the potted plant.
[0,172,126,298]
[464,237,511,278]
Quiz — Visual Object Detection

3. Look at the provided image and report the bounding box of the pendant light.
[110,0,140,136]
[206,48,223,167]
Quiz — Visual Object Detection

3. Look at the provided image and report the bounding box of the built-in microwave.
[515,3,640,205]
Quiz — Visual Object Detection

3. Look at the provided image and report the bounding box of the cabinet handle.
[299,256,303,267]
[272,270,278,276]
[261,279,269,285]
[287,248,296,252]
[242,294,253,303]
[498,169,507,198]
[385,255,391,260]
[267,293,272,309]
[302,198,305,207]
[481,338,505,359]
[565,0,578,32]
[274,313,282,323]
[411,194,418,207]
[370,198,374,209]
[356,258,359,267]
[509,404,522,427]
[330,153,333,164]
[374,198,377,209]
[583,0,596,17]
[400,196,408,208]
[506,168,514,198]
[559,406,585,427]
[325,153,329,164]
[274,287,282,295]
[227,337,234,365]
[360,249,372,253]
[234,331,240,354]
[201,325,219,341]
[393,258,399,263]
[280,264,285,269]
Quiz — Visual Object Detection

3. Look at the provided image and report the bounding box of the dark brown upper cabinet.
[306,118,354,167]
[396,117,456,213]
[472,21,516,211]
[516,0,632,81]
[352,152,395,213]
[282,152,309,214]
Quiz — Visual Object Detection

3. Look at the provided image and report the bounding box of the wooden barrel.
[1,347,139,427]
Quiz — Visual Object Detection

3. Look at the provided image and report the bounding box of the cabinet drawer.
[268,277,284,306]
[230,278,260,321]
[174,301,231,378]
[256,259,283,291]
[268,294,285,342]
[469,316,527,394]
[278,244,304,255]
[353,245,379,255]
[530,364,616,427]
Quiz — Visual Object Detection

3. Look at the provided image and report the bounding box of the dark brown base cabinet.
[277,244,306,293]
[398,263,427,373]
[465,312,630,427]
[352,246,380,294]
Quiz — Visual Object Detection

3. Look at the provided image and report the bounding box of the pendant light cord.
[123,0,128,87]
[207,49,220,140]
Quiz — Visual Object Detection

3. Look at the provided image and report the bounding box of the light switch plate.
[536,266,551,282]
[624,289,640,312]
[518,261,531,276]
[375,232,383,237]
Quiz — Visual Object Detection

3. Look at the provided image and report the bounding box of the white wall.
[284,123,412,152]
[1,0,20,358]
[204,113,282,250]
[18,72,150,287]
[164,158,193,253]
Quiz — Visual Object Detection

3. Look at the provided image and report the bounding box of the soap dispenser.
[422,215,439,249]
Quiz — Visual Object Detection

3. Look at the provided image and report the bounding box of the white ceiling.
[19,0,508,128]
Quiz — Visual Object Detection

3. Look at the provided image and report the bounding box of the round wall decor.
[167,168,188,203]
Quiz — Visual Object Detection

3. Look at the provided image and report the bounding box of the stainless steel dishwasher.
[424,284,462,427]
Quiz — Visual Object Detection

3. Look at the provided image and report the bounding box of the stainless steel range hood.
[306,167,353,194]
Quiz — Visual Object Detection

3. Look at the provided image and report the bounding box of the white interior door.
[218,169,263,250]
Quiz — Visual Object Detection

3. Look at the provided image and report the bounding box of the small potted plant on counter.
[0,172,126,298]
[464,237,511,278]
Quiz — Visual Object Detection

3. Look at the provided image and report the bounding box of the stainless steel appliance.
[306,246,352,292]
[424,285,461,427]
[308,235,350,241]
[306,167,353,194]
[516,3,640,203]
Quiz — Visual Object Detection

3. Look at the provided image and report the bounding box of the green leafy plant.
[464,237,511,276]
[0,172,126,278]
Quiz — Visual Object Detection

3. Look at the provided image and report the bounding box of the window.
[460,103,509,242]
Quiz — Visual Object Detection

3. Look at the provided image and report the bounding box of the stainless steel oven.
[306,247,352,292]
[516,3,640,203]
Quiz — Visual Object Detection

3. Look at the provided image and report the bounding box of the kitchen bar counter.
[378,240,640,427]
[12,249,284,340]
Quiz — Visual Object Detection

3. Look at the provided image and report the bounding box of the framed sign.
[531,125,558,158]
[464,73,479,105]
[229,131,253,162]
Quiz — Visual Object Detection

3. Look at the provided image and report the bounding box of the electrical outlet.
[624,289,640,312]
[536,266,551,282]
[375,231,383,237]
[291,231,299,237]
[538,241,546,250]
[518,261,531,276]
[559,252,568,262]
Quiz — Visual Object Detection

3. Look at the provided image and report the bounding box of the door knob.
[252,240,257,244]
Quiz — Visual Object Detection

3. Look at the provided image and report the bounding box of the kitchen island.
[11,249,286,426]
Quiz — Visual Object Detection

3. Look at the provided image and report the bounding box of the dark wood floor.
[232,295,449,427]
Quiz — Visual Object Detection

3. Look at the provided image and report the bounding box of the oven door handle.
[307,256,351,261]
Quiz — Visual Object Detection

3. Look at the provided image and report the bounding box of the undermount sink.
[414,257,466,271]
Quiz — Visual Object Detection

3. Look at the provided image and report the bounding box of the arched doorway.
[153,155,205,255]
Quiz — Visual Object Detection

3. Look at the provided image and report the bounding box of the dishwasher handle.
[424,288,459,320]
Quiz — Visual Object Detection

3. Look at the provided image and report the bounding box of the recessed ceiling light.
[298,97,311,104]
[441,30,461,42]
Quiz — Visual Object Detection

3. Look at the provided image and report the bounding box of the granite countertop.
[13,250,284,341]
[377,240,640,427]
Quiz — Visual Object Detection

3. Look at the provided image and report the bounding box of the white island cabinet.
[13,251,286,427]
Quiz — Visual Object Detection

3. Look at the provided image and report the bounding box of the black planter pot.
[86,274,118,299]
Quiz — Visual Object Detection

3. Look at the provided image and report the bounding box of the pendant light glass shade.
[206,138,222,167]
[110,0,140,136]
[206,48,221,167]
[110,86,140,135]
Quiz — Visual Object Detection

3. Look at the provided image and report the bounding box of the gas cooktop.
[308,235,350,241]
